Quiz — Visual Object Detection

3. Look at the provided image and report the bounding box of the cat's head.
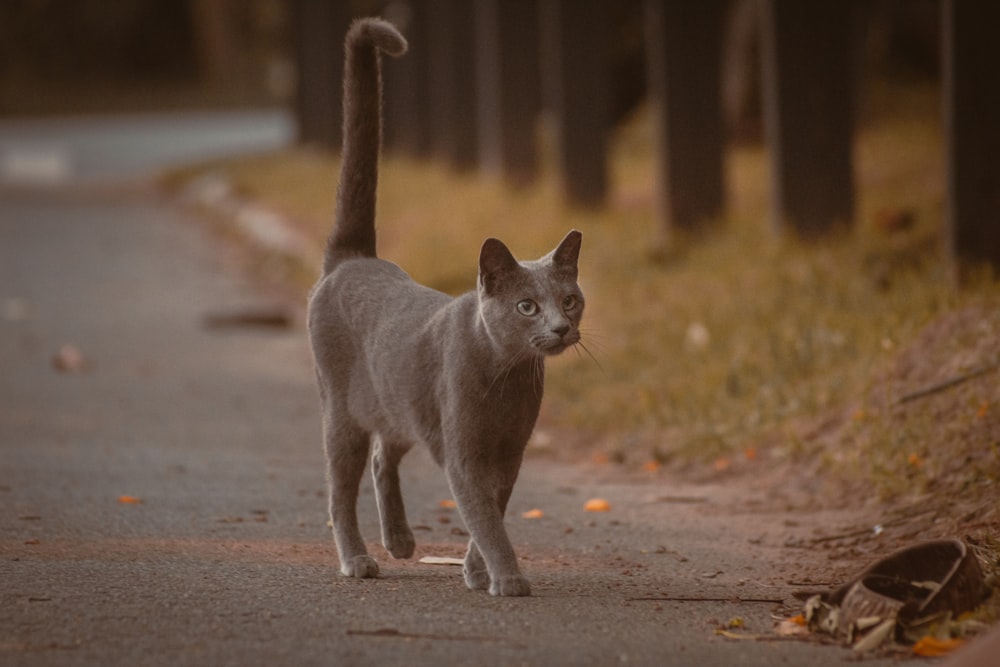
[477,230,584,358]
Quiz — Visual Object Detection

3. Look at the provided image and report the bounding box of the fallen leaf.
[584,498,610,512]
[117,495,143,504]
[438,499,457,509]
[52,344,87,373]
[743,447,757,461]
[642,460,661,473]
[775,618,810,637]
[907,453,924,468]
[521,508,544,519]
[24,539,40,545]
[912,636,966,657]
[852,618,895,652]
[592,452,610,465]
[202,306,292,330]
[715,629,760,640]
[977,401,989,419]
[712,457,731,472]
[418,556,464,566]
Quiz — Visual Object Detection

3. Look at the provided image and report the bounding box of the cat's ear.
[552,230,582,270]
[479,238,519,295]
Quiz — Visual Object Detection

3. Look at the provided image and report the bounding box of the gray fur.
[307,18,584,597]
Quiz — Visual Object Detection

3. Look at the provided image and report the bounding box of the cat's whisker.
[484,348,531,402]
[578,328,609,351]
[580,337,607,351]
[532,354,544,397]
[575,340,606,376]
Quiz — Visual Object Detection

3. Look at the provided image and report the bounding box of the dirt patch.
[537,303,1000,598]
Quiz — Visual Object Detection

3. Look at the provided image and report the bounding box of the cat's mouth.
[539,342,568,356]
[536,333,578,356]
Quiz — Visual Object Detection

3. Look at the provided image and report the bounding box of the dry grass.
[167,83,999,505]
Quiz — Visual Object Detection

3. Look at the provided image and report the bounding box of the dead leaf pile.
[790,539,994,656]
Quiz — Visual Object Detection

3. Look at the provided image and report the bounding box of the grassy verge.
[166,85,998,508]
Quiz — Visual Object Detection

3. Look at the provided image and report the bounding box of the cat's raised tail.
[323,18,408,275]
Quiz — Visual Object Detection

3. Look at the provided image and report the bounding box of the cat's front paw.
[489,574,531,597]
[341,554,380,578]
[463,564,490,591]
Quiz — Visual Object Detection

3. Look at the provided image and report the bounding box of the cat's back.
[309,257,451,338]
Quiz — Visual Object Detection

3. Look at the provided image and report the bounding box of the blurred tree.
[943,0,1000,279]
[645,0,726,242]
[760,0,856,237]
[0,1,197,85]
[292,0,350,148]
[191,0,240,87]
[428,0,478,171]
[0,0,290,115]
[541,0,612,208]
[477,0,541,187]
[382,0,433,157]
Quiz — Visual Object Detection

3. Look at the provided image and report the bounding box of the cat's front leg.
[447,467,530,597]
[462,537,529,596]
[463,540,489,590]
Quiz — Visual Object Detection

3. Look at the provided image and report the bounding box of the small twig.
[346,628,499,643]
[804,506,939,545]
[647,495,709,505]
[897,360,1000,404]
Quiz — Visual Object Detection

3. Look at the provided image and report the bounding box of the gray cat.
[307,17,584,597]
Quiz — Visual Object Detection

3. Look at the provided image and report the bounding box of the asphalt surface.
[0,113,928,666]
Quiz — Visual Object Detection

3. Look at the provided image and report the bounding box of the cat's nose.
[552,324,570,338]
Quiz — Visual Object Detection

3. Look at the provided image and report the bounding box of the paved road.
[0,110,292,187]
[0,113,925,666]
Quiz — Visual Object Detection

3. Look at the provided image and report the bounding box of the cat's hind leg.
[325,418,379,578]
[371,436,415,559]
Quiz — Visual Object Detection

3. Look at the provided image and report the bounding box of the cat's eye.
[517,299,539,316]
[562,295,579,311]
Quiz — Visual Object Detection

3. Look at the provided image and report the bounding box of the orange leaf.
[744,447,757,461]
[908,453,924,468]
[592,452,610,465]
[584,498,611,512]
[438,499,457,509]
[977,401,989,419]
[642,460,661,473]
[521,508,544,519]
[712,457,731,472]
[912,636,965,657]
[789,614,806,626]
[118,495,143,504]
